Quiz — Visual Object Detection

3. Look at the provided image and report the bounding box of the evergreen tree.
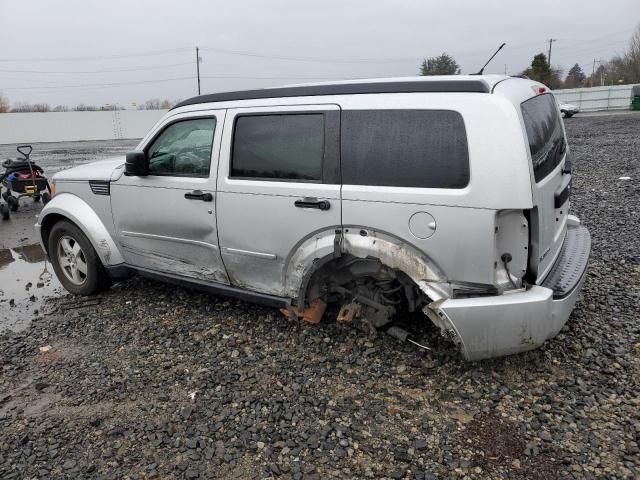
[564,63,586,88]
[522,53,562,88]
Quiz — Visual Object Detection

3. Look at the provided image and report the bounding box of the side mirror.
[124,151,149,177]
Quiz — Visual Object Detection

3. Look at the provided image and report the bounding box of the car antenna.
[474,43,506,75]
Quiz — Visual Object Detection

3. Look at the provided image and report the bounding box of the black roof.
[172,79,490,109]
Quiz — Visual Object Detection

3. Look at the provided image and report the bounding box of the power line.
[0,74,367,92]
[0,47,191,62]
[1,27,633,66]
[552,29,633,50]
[0,62,193,74]
[1,76,194,90]
[198,46,419,64]
[0,75,77,85]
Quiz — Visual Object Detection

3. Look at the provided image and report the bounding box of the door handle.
[184,190,213,202]
[294,198,330,210]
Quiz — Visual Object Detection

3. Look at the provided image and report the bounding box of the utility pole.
[195,46,201,95]
[547,38,556,65]
[591,59,596,87]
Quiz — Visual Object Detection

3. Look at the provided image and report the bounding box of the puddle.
[0,243,65,332]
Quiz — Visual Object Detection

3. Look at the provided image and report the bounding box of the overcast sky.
[1,0,638,108]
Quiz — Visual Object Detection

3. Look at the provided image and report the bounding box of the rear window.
[341,110,469,189]
[521,94,566,182]
[231,114,324,181]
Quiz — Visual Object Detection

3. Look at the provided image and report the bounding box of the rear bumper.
[431,220,590,360]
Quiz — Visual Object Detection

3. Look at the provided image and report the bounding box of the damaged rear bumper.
[429,222,590,361]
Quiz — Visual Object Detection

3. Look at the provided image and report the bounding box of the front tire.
[48,220,112,295]
[564,112,574,118]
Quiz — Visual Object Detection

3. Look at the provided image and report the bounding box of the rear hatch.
[520,93,571,282]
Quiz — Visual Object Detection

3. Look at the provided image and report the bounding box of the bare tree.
[32,103,51,112]
[0,92,10,113]
[626,24,640,83]
[138,98,174,110]
[11,102,29,112]
[74,104,99,111]
[11,102,50,112]
[100,104,125,111]
[53,105,69,112]
[585,24,640,86]
[144,99,162,110]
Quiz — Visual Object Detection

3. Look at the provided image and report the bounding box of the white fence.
[1,86,639,145]
[0,110,167,144]
[552,84,638,112]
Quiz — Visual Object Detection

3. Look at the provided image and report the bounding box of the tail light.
[495,210,529,290]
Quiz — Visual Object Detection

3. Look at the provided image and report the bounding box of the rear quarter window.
[341,109,469,189]
[521,94,567,182]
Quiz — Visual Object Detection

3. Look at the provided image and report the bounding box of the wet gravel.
[1,114,639,479]
[0,139,138,177]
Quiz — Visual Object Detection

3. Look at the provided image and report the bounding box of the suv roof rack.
[172,79,490,109]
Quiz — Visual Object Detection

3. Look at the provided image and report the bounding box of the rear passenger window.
[521,94,566,182]
[231,114,324,181]
[341,110,469,189]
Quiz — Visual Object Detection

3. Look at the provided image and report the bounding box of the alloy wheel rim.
[57,235,88,285]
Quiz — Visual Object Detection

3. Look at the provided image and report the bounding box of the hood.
[53,157,125,182]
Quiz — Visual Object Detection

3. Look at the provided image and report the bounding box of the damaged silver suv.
[37,75,590,360]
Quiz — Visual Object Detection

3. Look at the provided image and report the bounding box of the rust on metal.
[337,302,360,324]
[280,298,327,324]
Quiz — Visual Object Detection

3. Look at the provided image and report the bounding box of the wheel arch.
[282,226,451,305]
[37,193,124,266]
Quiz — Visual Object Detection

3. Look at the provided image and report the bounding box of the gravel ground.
[1,114,639,479]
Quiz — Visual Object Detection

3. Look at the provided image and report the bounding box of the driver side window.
[147,118,216,177]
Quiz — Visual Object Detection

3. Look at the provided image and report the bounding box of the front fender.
[36,192,124,266]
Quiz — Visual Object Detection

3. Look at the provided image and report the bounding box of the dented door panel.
[216,104,342,295]
[110,110,228,283]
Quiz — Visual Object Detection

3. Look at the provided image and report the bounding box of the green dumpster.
[632,85,640,111]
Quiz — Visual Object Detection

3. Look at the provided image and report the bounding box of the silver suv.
[37,75,591,360]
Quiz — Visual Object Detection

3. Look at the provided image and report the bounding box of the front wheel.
[564,112,574,118]
[48,220,112,295]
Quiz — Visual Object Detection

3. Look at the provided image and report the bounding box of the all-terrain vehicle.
[1,145,52,213]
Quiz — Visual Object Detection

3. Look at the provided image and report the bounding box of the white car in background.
[558,101,579,118]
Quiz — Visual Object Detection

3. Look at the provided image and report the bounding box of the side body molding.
[36,192,124,266]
